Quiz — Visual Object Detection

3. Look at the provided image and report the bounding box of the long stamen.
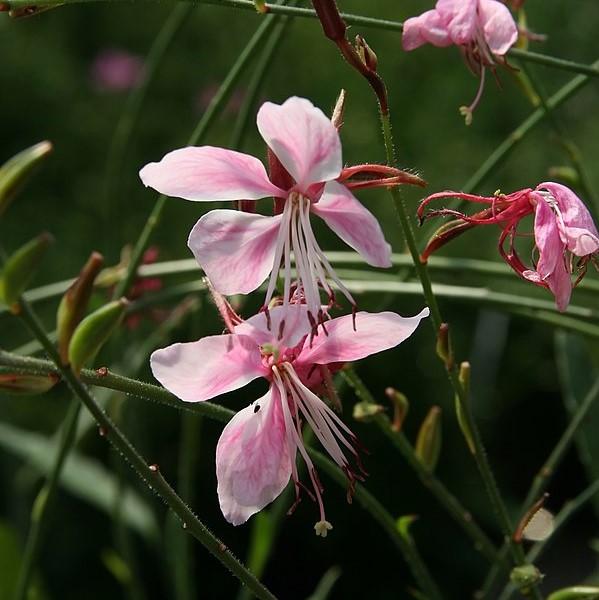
[264,199,293,308]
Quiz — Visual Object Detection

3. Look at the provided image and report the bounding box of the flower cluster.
[141,96,429,533]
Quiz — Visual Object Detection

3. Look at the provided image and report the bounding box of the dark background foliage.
[1,1,599,598]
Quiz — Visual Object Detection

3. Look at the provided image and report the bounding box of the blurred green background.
[1,1,599,598]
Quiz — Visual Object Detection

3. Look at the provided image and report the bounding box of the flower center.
[263,192,356,331]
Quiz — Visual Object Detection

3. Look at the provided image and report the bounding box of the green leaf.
[0,421,159,543]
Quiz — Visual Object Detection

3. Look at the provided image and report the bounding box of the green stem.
[308,448,444,600]
[103,4,193,215]
[13,302,278,600]
[111,8,282,299]
[518,61,599,214]
[462,58,599,194]
[379,111,541,596]
[13,400,82,600]
[342,369,500,567]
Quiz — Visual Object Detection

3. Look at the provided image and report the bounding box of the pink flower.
[90,49,144,92]
[151,304,429,531]
[139,97,424,328]
[418,182,599,311]
[402,0,518,123]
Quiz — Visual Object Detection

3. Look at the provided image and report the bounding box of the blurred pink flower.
[195,84,247,115]
[90,49,144,92]
[151,303,429,531]
[140,96,424,329]
[418,182,599,311]
[402,0,518,122]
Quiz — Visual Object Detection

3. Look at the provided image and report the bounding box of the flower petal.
[257,97,342,190]
[235,305,312,350]
[312,181,392,268]
[437,0,478,45]
[150,334,265,402]
[216,386,293,525]
[139,146,285,202]
[479,0,518,55]
[188,210,283,295]
[297,309,430,366]
[402,9,452,50]
[534,195,565,278]
[537,182,599,256]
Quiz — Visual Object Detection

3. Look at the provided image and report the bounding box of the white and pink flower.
[139,97,423,329]
[151,304,429,532]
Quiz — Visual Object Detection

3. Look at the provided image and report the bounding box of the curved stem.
[342,368,500,567]
[13,302,278,600]
[13,400,82,600]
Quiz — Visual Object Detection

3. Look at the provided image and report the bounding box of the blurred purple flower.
[90,49,145,92]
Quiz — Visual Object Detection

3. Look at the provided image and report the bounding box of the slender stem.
[518,61,599,214]
[308,448,444,600]
[14,302,278,600]
[342,369,500,567]
[13,400,82,600]
[103,4,193,214]
[462,58,599,193]
[111,9,282,299]
[379,112,541,596]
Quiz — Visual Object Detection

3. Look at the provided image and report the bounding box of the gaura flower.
[417,182,599,311]
[402,0,518,123]
[90,49,145,92]
[151,303,429,533]
[139,96,424,329]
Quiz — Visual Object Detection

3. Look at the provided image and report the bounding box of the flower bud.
[0,141,52,218]
[331,89,346,130]
[385,387,409,432]
[547,587,599,600]
[355,35,378,72]
[353,401,384,422]
[455,362,476,455]
[0,372,59,395]
[435,323,453,370]
[510,564,542,591]
[56,252,105,365]
[0,232,53,311]
[396,514,418,543]
[68,298,128,374]
[415,406,442,472]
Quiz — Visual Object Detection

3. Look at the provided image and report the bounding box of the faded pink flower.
[418,182,599,311]
[151,304,429,531]
[90,49,144,92]
[402,0,518,122]
[139,97,423,329]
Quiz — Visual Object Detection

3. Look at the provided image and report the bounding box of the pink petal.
[479,0,518,55]
[257,97,342,191]
[297,309,430,366]
[188,210,283,295]
[402,10,452,50]
[537,182,599,256]
[235,305,312,350]
[534,197,563,278]
[139,146,285,202]
[312,182,392,268]
[150,334,266,402]
[216,386,293,525]
[438,0,478,45]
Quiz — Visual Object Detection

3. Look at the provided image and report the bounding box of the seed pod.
[353,401,384,422]
[455,362,476,455]
[510,564,542,591]
[0,372,59,395]
[415,406,442,472]
[56,252,104,364]
[68,298,128,374]
[0,141,52,218]
[0,232,53,311]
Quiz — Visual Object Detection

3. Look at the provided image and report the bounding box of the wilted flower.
[140,96,424,330]
[402,0,518,123]
[151,303,429,531]
[418,182,599,311]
